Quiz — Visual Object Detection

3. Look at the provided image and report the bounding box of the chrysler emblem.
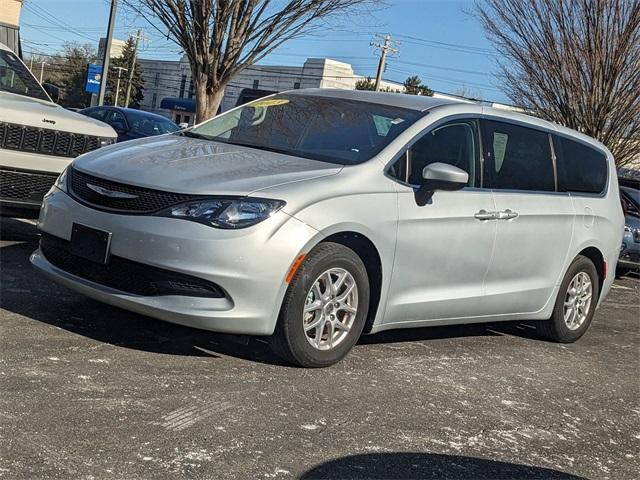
[86,183,139,199]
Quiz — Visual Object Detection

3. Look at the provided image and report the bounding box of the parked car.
[32,89,624,367]
[0,42,117,218]
[79,106,180,143]
[618,185,640,275]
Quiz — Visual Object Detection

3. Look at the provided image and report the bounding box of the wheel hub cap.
[303,268,358,351]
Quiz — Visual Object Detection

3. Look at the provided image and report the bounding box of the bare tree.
[130,0,377,121]
[476,0,640,167]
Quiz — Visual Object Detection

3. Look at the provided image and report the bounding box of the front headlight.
[624,224,632,233]
[159,198,285,229]
[54,166,69,192]
[100,137,117,147]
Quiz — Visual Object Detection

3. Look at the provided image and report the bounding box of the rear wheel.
[270,242,369,368]
[537,255,599,343]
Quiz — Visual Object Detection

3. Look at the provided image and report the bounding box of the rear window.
[126,111,180,136]
[555,136,607,194]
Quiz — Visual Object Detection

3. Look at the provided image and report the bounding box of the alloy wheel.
[303,268,358,351]
[563,272,593,330]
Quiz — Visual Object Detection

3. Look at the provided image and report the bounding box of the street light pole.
[113,66,128,107]
[98,0,118,106]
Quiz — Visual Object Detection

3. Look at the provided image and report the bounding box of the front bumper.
[32,187,318,335]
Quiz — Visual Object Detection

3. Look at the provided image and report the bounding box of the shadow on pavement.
[300,452,584,479]
[2,217,545,365]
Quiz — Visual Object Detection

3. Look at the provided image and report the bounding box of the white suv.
[0,42,116,218]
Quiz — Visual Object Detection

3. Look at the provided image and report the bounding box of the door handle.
[474,209,497,221]
[496,209,519,220]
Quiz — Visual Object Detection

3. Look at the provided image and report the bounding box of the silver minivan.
[32,89,624,367]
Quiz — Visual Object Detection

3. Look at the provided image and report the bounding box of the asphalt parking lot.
[1,217,639,480]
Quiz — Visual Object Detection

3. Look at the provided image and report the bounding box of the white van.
[0,42,116,218]
[32,89,624,367]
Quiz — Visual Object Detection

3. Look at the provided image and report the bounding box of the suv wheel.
[538,255,599,343]
[270,242,370,367]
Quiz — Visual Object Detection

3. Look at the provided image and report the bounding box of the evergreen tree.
[105,36,145,108]
[355,76,376,91]
[403,75,433,96]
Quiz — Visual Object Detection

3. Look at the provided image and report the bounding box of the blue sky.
[19,0,507,102]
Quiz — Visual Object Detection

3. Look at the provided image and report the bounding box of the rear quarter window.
[554,136,607,194]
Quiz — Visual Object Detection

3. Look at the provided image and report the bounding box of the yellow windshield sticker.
[251,98,290,107]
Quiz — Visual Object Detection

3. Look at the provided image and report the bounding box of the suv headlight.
[100,137,117,147]
[54,166,69,192]
[159,198,285,229]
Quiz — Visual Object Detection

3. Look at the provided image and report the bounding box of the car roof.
[285,88,459,112]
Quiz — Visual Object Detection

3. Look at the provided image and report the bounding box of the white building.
[138,55,403,126]
[98,37,126,61]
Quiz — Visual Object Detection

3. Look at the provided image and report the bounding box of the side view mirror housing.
[416,162,469,206]
[42,83,60,103]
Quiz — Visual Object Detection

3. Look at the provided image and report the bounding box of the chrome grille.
[69,167,200,213]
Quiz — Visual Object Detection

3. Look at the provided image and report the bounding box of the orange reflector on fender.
[286,254,306,283]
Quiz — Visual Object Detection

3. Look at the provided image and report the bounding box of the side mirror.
[416,163,469,206]
[42,83,60,103]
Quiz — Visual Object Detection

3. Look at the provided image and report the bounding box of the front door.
[384,119,497,325]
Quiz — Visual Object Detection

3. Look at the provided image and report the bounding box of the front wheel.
[537,255,599,343]
[270,242,370,368]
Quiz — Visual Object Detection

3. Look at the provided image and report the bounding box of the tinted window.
[189,94,424,165]
[125,111,179,136]
[400,120,478,186]
[482,120,554,191]
[0,49,49,101]
[82,108,108,121]
[555,136,607,194]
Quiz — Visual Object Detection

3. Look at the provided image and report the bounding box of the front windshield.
[126,110,180,136]
[188,94,424,164]
[0,49,50,101]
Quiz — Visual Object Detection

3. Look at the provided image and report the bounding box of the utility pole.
[39,62,46,83]
[124,29,144,108]
[113,66,128,106]
[98,0,118,106]
[370,34,399,91]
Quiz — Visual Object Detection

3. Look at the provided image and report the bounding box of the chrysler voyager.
[31,89,624,367]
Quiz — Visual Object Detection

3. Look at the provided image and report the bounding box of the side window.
[554,136,607,194]
[86,108,107,121]
[104,110,127,128]
[481,120,555,192]
[402,120,478,187]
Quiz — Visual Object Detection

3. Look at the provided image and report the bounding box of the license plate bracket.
[69,223,111,264]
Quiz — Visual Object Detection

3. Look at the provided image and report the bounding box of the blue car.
[619,185,640,275]
[79,106,180,143]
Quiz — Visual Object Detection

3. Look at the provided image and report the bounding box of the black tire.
[269,242,370,368]
[537,255,599,343]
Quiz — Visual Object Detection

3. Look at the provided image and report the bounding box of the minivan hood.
[73,134,343,195]
[0,91,116,138]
